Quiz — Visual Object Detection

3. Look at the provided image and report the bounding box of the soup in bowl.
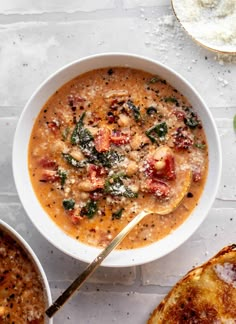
[13,53,221,267]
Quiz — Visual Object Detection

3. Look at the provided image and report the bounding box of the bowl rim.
[0,219,53,323]
[12,52,222,267]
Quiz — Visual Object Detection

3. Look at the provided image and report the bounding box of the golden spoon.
[46,169,191,318]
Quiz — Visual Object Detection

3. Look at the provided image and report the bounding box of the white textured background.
[0,1,236,323]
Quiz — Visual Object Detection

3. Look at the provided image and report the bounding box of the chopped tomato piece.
[144,158,157,177]
[38,157,57,169]
[173,110,185,120]
[68,93,85,106]
[47,121,60,133]
[107,111,117,124]
[110,98,125,108]
[144,179,170,198]
[40,170,59,183]
[145,155,176,180]
[88,164,106,177]
[110,99,118,108]
[88,178,105,190]
[172,127,194,149]
[94,128,111,152]
[87,164,106,189]
[193,168,202,182]
[68,209,83,225]
[164,154,176,180]
[110,130,130,145]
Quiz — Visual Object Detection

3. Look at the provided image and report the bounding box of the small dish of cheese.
[172,0,236,53]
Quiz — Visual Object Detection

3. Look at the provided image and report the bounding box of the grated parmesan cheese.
[172,0,236,52]
[199,0,219,8]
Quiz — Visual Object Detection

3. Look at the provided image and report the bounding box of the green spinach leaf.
[148,76,160,84]
[146,106,157,115]
[127,100,141,122]
[70,112,122,168]
[105,173,138,198]
[57,169,67,186]
[164,97,179,105]
[62,153,87,168]
[71,111,86,145]
[80,200,98,219]
[184,108,200,129]
[145,122,168,144]
[112,208,124,220]
[63,199,75,210]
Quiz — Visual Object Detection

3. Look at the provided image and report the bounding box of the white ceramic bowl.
[12,53,222,267]
[0,220,52,323]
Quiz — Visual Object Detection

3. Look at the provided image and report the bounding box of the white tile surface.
[141,208,236,286]
[123,0,169,8]
[0,0,117,14]
[0,11,235,108]
[0,1,236,323]
[51,289,165,324]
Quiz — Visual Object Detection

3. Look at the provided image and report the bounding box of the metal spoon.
[46,209,152,318]
[46,169,191,318]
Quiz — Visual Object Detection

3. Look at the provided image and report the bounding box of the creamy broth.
[28,67,208,249]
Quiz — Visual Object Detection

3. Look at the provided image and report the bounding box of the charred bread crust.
[148,244,236,324]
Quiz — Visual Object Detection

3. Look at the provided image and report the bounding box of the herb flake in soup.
[28,67,208,249]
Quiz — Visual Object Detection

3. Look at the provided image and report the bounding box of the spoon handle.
[46,209,149,318]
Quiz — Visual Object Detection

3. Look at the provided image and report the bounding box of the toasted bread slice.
[148,244,236,323]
